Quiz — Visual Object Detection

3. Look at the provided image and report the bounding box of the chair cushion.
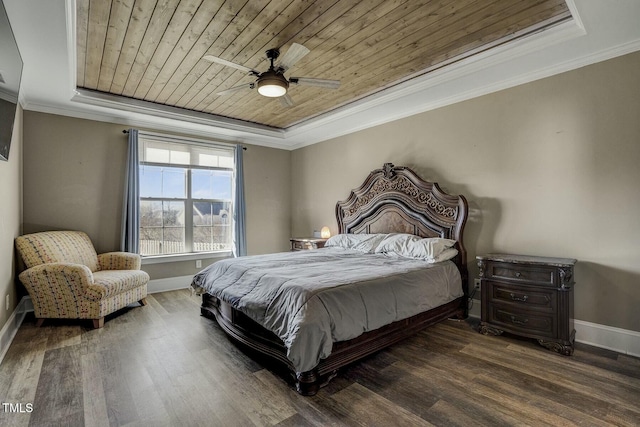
[88,270,150,299]
[16,231,99,272]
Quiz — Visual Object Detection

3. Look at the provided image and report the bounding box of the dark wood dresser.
[289,237,327,251]
[477,253,577,355]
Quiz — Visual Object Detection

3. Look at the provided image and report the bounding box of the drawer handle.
[510,293,529,302]
[510,315,528,325]
[515,272,522,278]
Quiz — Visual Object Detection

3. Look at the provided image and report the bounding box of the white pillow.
[430,247,459,263]
[324,233,388,253]
[374,233,457,260]
[380,247,458,263]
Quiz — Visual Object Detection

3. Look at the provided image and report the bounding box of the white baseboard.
[467,299,640,358]
[0,296,30,366]
[574,319,640,358]
[147,275,194,294]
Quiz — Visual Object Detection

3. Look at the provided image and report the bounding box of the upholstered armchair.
[15,231,149,328]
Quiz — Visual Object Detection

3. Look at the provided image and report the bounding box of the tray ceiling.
[76,0,571,130]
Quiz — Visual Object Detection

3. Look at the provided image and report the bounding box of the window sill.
[141,251,232,265]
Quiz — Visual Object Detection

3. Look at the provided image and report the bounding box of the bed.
[193,163,469,395]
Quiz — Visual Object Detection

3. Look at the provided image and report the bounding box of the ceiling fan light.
[257,74,289,97]
[258,83,287,97]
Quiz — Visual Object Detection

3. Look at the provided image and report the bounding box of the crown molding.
[22,97,293,150]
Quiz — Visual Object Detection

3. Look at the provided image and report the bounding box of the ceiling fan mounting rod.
[266,48,280,69]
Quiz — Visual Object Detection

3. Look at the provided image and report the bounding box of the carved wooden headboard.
[335,163,469,287]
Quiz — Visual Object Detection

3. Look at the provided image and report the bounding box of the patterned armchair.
[16,231,149,328]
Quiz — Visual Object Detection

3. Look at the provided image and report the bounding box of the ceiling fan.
[203,43,340,106]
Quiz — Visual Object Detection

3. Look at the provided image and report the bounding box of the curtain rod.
[122,129,247,150]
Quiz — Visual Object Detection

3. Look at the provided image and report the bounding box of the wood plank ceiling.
[76,0,571,130]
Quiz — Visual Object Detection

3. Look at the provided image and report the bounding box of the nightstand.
[477,253,577,355]
[290,237,327,251]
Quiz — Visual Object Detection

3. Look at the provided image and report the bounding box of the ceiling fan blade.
[279,93,294,107]
[276,43,310,72]
[289,77,341,89]
[203,55,258,75]
[216,83,254,96]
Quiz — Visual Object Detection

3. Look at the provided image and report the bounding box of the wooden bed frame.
[200,163,469,395]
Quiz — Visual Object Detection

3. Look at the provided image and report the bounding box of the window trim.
[136,130,236,152]
[141,250,231,265]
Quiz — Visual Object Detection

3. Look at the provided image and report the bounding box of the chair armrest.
[18,263,94,302]
[97,252,141,270]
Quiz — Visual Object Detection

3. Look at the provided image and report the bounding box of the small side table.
[290,237,327,251]
[477,253,577,355]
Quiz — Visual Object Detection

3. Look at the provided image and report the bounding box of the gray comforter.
[191,248,462,372]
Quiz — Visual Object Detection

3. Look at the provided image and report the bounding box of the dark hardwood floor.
[1,289,638,426]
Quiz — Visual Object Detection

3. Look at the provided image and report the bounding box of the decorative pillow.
[374,233,457,260]
[324,233,388,253]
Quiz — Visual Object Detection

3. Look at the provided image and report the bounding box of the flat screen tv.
[0,0,22,161]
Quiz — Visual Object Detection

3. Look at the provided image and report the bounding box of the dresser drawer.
[487,281,557,312]
[485,261,557,286]
[291,240,309,251]
[487,305,557,338]
[290,238,326,251]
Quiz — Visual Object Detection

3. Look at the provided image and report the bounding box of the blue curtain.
[233,144,247,257]
[121,129,140,253]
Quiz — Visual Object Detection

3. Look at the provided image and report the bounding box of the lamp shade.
[257,72,288,97]
[320,226,331,239]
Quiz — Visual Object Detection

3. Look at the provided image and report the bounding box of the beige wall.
[22,112,291,280]
[291,51,640,333]
[23,114,126,252]
[0,105,22,330]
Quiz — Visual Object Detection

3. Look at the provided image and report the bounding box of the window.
[138,138,234,256]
